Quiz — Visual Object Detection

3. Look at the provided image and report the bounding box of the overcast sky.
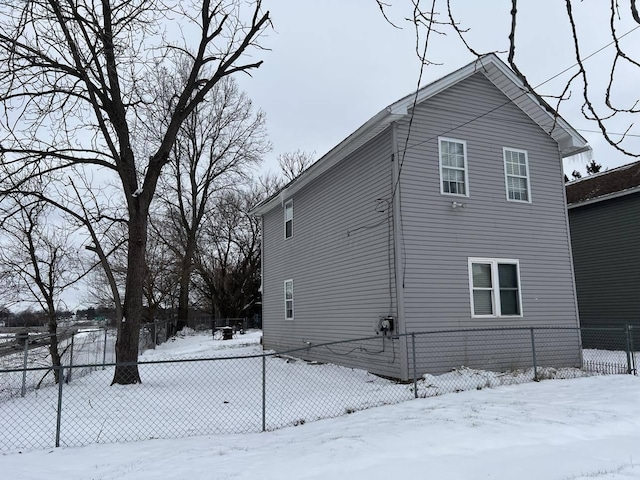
[236,0,640,176]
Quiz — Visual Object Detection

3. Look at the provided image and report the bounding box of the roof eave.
[250,108,403,216]
[251,54,589,216]
[559,141,592,159]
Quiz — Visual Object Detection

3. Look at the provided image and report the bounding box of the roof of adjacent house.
[252,53,589,216]
[565,160,640,208]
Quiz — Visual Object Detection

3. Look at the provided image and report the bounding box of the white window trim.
[503,147,532,203]
[284,199,293,239]
[284,279,294,321]
[468,257,523,318]
[438,137,469,197]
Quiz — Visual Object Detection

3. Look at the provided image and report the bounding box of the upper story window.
[284,200,293,239]
[503,148,531,202]
[284,279,294,320]
[468,258,522,318]
[439,138,468,196]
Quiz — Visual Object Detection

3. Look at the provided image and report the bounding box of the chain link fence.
[0,327,115,402]
[0,325,637,451]
[140,317,257,348]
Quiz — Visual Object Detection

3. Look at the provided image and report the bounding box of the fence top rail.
[0,332,387,373]
[0,326,108,335]
[406,325,639,336]
[2,324,637,375]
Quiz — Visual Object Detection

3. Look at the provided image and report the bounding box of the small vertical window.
[284,200,293,239]
[469,258,522,317]
[471,263,494,315]
[439,138,468,196]
[498,263,520,315]
[503,148,531,202]
[284,279,294,320]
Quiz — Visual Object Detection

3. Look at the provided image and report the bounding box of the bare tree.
[0,198,82,383]
[193,180,273,319]
[0,1,270,384]
[143,222,180,324]
[377,0,640,158]
[155,75,269,333]
[278,150,315,182]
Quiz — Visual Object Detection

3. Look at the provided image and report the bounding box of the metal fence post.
[21,334,29,397]
[629,325,637,375]
[67,332,75,383]
[624,324,633,375]
[412,333,418,399]
[530,327,539,382]
[262,355,266,432]
[56,365,64,447]
[102,328,108,370]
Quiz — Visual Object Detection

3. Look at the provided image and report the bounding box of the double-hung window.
[468,258,522,317]
[503,148,531,202]
[284,279,294,320]
[284,200,293,239]
[439,138,468,196]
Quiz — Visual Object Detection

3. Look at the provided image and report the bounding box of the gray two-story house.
[252,54,590,380]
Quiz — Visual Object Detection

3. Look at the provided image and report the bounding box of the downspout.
[391,122,409,380]
[560,154,583,368]
[260,215,265,345]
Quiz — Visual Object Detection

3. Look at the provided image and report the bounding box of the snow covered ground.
[0,328,115,402]
[2,329,639,479]
[3,373,639,479]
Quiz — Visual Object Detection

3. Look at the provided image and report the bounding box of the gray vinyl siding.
[260,71,581,379]
[569,193,640,327]
[396,72,581,373]
[261,128,401,378]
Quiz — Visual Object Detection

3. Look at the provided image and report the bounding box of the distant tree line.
[1,309,73,328]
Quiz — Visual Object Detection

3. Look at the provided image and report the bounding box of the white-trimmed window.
[439,137,468,196]
[468,258,522,317]
[284,200,293,239]
[503,148,531,202]
[284,279,294,320]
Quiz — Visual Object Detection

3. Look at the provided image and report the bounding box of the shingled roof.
[565,160,640,206]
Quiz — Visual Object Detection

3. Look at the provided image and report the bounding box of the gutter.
[567,185,640,209]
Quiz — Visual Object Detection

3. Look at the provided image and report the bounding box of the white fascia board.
[251,108,403,216]
[388,54,588,158]
[388,59,487,114]
[251,54,588,216]
[481,55,588,157]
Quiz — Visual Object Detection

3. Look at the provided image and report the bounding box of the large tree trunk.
[47,304,62,384]
[111,206,148,385]
[176,237,197,332]
[176,271,189,332]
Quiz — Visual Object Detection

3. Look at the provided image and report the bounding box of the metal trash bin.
[222,326,233,340]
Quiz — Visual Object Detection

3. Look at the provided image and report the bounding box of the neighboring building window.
[284,279,294,320]
[503,148,531,202]
[439,137,468,196]
[284,200,293,239]
[468,258,522,317]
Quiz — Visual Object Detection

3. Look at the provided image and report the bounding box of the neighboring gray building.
[566,161,640,337]
[252,54,589,380]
